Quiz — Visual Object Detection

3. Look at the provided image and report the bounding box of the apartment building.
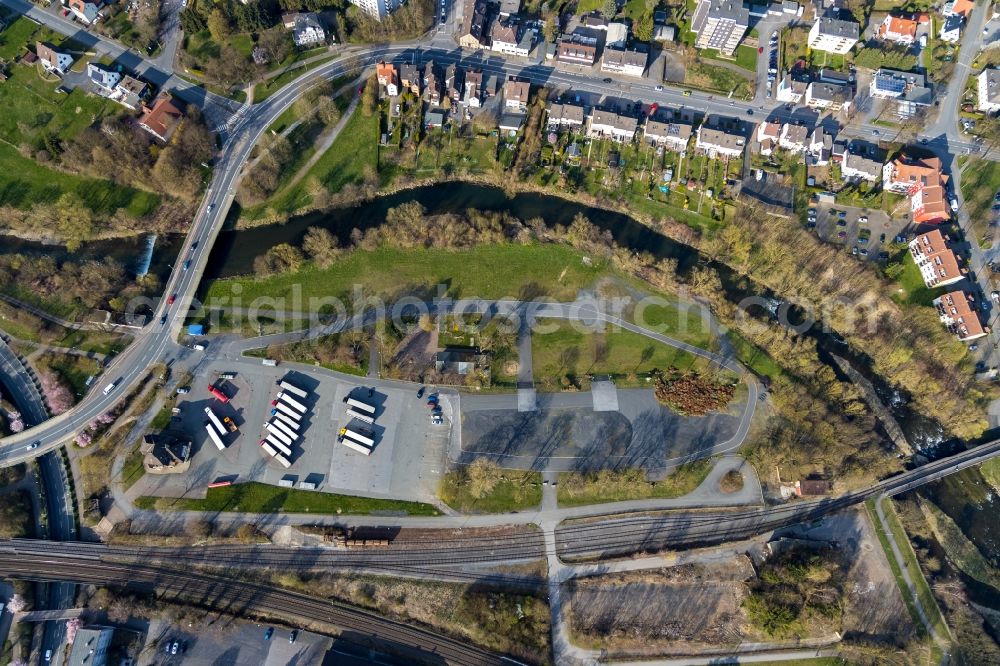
[883,154,950,224]
[690,0,749,56]
[978,68,1000,113]
[909,229,964,288]
[600,49,647,77]
[349,0,403,20]
[934,291,986,341]
[807,15,859,55]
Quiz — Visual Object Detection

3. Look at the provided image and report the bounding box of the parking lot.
[141,619,331,666]
[811,202,901,262]
[132,358,450,504]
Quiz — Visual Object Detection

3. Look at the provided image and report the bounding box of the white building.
[776,74,807,103]
[778,123,808,153]
[978,68,1000,113]
[805,81,851,111]
[600,49,647,77]
[283,12,326,46]
[690,0,749,56]
[840,150,882,183]
[695,125,745,159]
[939,13,963,43]
[86,63,121,94]
[807,15,859,55]
[587,109,638,143]
[36,42,74,75]
[349,0,403,20]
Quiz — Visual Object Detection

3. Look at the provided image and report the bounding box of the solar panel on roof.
[876,75,906,94]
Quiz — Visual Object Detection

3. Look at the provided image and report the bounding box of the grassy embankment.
[134,482,441,516]
[557,459,713,506]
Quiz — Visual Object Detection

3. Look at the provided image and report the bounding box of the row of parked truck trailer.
[339,394,377,456]
[258,380,311,468]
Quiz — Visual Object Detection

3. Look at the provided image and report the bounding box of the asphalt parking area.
[812,203,899,262]
[459,388,745,472]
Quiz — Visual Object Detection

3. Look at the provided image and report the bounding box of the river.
[0,232,184,280]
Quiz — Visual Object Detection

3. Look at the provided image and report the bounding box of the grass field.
[957,156,1000,248]
[633,299,715,350]
[0,19,161,215]
[726,330,783,380]
[134,482,440,515]
[557,459,713,506]
[255,52,341,102]
[890,253,939,307]
[249,101,379,218]
[531,319,709,387]
[439,468,542,513]
[204,243,610,306]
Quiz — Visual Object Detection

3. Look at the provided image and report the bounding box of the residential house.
[547,101,585,130]
[503,78,530,110]
[817,68,852,86]
[35,42,73,75]
[282,12,326,46]
[68,0,101,24]
[654,24,676,42]
[497,0,520,16]
[600,48,647,77]
[400,62,420,95]
[425,109,446,129]
[138,94,184,142]
[840,150,882,182]
[939,13,963,43]
[755,121,780,156]
[909,229,964,288]
[86,62,121,95]
[978,68,1000,113]
[877,14,919,44]
[807,15,859,55]
[804,81,851,111]
[423,61,441,105]
[499,112,526,133]
[690,0,749,56]
[435,347,483,375]
[459,0,490,49]
[444,64,461,105]
[376,60,399,97]
[883,154,951,224]
[108,75,148,110]
[490,20,521,55]
[644,119,693,151]
[695,123,745,159]
[587,109,638,143]
[463,69,483,107]
[556,38,598,66]
[605,22,629,48]
[778,123,808,153]
[934,291,986,341]
[869,69,932,118]
[944,0,975,18]
[776,74,807,103]
[806,127,833,165]
[141,434,191,474]
[67,626,114,666]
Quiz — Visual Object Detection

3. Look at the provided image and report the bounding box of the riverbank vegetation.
[439,460,542,514]
[557,459,713,506]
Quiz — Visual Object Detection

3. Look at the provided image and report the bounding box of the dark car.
[602,78,612,83]
[746,109,753,116]
[416,387,425,398]
[264,628,274,641]
[289,630,298,644]
[837,231,846,238]
[160,315,168,325]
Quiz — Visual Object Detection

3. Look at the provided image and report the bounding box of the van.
[262,359,278,367]
[102,382,116,396]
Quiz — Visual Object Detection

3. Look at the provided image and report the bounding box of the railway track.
[0,554,516,666]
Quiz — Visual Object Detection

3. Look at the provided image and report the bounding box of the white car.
[950,198,959,212]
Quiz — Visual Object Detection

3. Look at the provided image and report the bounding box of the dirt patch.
[719,470,744,493]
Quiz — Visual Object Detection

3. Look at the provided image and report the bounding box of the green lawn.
[0,16,43,60]
[727,330,783,380]
[557,459,714,506]
[531,318,709,388]
[957,156,1000,248]
[632,298,715,350]
[438,469,542,513]
[134,482,440,515]
[700,46,758,73]
[204,243,609,306]
[246,101,377,218]
[0,142,160,215]
[686,59,753,97]
[255,53,341,102]
[120,442,146,491]
[890,253,939,307]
